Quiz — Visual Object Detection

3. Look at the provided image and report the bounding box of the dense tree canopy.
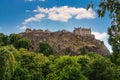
[0,1,120,79]
[0,46,120,80]
[0,33,9,46]
[39,43,53,56]
[0,47,16,80]
[9,34,21,44]
[14,38,31,49]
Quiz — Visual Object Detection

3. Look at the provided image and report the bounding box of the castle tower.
[74,27,91,36]
[26,28,32,33]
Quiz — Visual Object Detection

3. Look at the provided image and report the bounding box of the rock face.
[19,27,110,56]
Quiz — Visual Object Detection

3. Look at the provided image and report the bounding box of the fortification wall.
[73,27,91,36]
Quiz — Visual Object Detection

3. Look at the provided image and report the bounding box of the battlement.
[73,27,91,36]
[25,28,51,33]
[25,27,92,36]
[26,28,32,33]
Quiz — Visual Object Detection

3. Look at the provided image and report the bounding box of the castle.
[25,27,92,36]
[19,27,109,56]
[73,27,91,36]
[25,28,51,33]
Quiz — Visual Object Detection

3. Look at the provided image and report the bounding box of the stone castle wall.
[25,28,51,34]
[73,27,91,36]
[25,27,92,37]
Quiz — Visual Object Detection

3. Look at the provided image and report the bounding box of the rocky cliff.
[19,28,110,56]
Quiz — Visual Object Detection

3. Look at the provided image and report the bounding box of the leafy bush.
[39,42,53,56]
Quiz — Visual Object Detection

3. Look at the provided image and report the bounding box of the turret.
[26,28,32,33]
[74,27,91,36]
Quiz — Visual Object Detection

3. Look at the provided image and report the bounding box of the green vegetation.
[95,0,120,64]
[0,47,16,80]
[81,47,87,55]
[0,33,9,46]
[39,42,53,56]
[14,38,31,49]
[88,0,120,64]
[0,33,31,50]
[0,32,120,79]
[0,1,119,79]
[0,45,120,80]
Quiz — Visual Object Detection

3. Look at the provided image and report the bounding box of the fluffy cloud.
[92,32,108,40]
[23,14,45,24]
[23,6,96,24]
[19,26,27,30]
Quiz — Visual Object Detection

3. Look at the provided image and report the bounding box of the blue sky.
[0,0,112,52]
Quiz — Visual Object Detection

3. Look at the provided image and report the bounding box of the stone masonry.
[73,27,91,36]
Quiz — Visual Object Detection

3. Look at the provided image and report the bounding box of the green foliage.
[85,52,120,80]
[18,49,49,80]
[0,45,120,80]
[77,56,90,75]
[96,0,120,63]
[97,0,120,19]
[81,47,87,55]
[14,38,31,49]
[39,42,53,56]
[8,34,32,50]
[0,33,9,46]
[47,56,88,80]
[0,33,31,50]
[12,67,31,80]
[87,58,113,80]
[0,47,16,80]
[9,34,21,44]
[87,0,120,64]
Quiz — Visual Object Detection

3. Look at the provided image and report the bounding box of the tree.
[87,57,120,80]
[47,56,88,80]
[14,38,31,49]
[9,34,21,44]
[81,47,87,55]
[0,47,16,80]
[12,67,31,80]
[39,43,53,56]
[0,33,9,46]
[77,56,90,75]
[97,0,120,63]
[18,49,49,80]
[88,0,120,63]
[9,34,31,50]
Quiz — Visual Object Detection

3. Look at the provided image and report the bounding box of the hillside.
[20,28,110,56]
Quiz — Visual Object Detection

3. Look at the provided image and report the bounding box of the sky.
[0,0,112,52]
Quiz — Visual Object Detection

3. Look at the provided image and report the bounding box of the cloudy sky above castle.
[0,0,112,52]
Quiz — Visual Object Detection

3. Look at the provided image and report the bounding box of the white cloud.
[37,6,96,22]
[92,31,113,52]
[103,38,113,53]
[48,11,72,22]
[92,32,108,40]
[23,14,45,24]
[75,8,96,19]
[23,6,96,24]
[19,26,27,30]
